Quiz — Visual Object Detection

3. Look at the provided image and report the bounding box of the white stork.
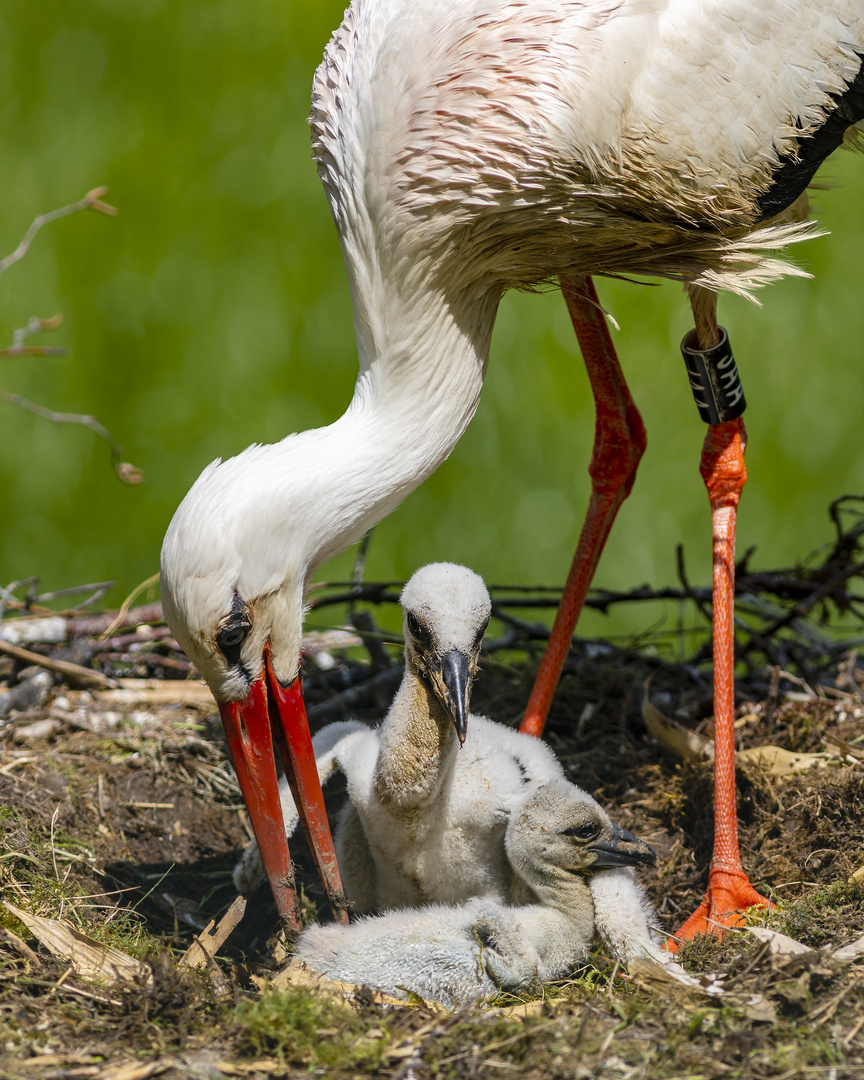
[294,778,666,1005]
[160,0,864,938]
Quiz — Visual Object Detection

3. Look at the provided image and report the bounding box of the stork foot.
[668,868,772,949]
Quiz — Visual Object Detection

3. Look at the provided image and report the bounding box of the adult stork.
[160,0,864,938]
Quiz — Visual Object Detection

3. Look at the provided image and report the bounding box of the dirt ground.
[2,523,864,1079]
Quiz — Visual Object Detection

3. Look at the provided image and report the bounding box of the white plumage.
[235,563,564,908]
[295,778,669,1007]
[162,0,864,706]
[160,0,864,931]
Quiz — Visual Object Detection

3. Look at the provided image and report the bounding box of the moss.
[233,986,392,1071]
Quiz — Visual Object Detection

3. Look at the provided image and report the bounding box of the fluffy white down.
[334,711,565,909]
[294,780,682,1006]
[234,563,564,908]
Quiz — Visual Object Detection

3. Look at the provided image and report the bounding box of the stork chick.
[295,778,670,1007]
[234,562,564,910]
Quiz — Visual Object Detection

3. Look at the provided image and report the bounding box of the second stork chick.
[295,778,671,1006]
[235,562,564,910]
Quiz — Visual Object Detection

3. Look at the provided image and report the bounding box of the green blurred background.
[1,0,862,641]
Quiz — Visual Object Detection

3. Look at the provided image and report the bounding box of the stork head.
[160,440,331,698]
[160,441,347,930]
[508,779,657,888]
[400,563,491,744]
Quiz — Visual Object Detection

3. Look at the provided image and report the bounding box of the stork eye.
[406,611,428,642]
[474,618,490,648]
[562,822,601,841]
[218,625,247,648]
[216,621,250,666]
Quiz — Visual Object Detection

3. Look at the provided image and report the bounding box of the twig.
[0,188,117,279]
[0,638,117,690]
[757,559,864,639]
[0,314,66,360]
[307,666,403,721]
[50,806,61,884]
[676,544,713,625]
[0,391,143,485]
[0,578,115,619]
[99,573,161,638]
[0,188,142,483]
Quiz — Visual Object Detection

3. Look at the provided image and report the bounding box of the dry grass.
[3,523,864,1076]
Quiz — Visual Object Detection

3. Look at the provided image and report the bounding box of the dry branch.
[0,638,117,690]
[0,187,143,483]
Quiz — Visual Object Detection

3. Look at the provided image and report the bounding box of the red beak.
[218,646,347,933]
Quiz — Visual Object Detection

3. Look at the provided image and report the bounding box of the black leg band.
[681,327,746,425]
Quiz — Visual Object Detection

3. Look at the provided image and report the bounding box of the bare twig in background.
[0,187,117,280]
[0,579,114,620]
[0,391,143,484]
[0,497,862,702]
[0,314,66,360]
[0,188,143,484]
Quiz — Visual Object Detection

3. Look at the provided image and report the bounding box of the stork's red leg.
[671,418,772,943]
[668,291,772,945]
[521,274,645,737]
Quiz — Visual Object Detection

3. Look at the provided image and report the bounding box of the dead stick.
[0,639,117,690]
[181,896,247,969]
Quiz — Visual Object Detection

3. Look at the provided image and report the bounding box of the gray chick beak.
[427,648,472,745]
[589,823,657,869]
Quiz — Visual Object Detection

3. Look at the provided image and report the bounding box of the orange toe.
[666,869,773,951]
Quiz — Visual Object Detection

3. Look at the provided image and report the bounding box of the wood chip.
[20,1054,100,1068]
[747,927,812,956]
[0,924,40,964]
[642,693,713,762]
[484,999,548,1019]
[95,1062,171,1080]
[104,679,214,707]
[644,689,834,774]
[737,745,832,775]
[270,960,411,1008]
[213,1062,282,1076]
[181,896,246,969]
[628,956,704,994]
[4,901,151,985]
[831,934,864,962]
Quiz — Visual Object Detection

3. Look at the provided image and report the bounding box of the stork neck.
[302,282,496,572]
[373,664,459,812]
[532,869,594,916]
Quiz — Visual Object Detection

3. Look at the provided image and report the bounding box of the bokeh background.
[1,0,862,643]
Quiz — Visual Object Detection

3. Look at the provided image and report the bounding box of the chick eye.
[474,618,490,648]
[562,822,601,841]
[406,611,428,642]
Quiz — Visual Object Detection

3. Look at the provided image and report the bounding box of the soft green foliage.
[233,986,392,1070]
[1,0,862,631]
